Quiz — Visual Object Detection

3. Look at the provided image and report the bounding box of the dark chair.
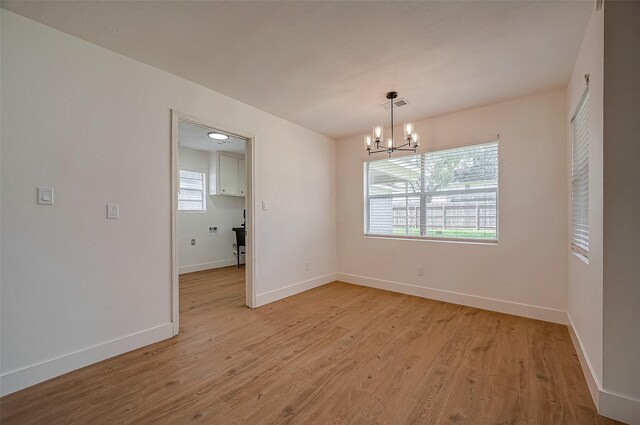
[232,227,245,268]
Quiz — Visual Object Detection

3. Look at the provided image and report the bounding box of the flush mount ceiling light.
[207,132,229,140]
[364,91,420,157]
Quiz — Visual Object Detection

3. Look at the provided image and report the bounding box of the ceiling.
[178,121,246,155]
[3,1,593,140]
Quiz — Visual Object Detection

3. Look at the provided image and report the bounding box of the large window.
[178,169,206,212]
[571,90,589,256]
[364,141,498,241]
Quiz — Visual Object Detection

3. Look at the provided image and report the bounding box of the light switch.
[261,200,268,210]
[107,203,119,219]
[37,187,54,205]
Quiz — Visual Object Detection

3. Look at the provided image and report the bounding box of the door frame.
[170,110,256,335]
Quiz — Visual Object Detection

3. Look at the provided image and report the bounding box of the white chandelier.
[364,91,420,157]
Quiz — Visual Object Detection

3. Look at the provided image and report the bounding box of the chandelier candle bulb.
[373,125,383,142]
[364,134,373,149]
[404,122,414,139]
[411,132,420,147]
[387,138,393,149]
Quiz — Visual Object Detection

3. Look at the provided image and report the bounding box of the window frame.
[570,88,590,258]
[178,168,207,213]
[363,139,499,244]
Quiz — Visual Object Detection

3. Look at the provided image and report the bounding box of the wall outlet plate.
[106,203,119,219]
[417,266,424,276]
[37,187,54,205]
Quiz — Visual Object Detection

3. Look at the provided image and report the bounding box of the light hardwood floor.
[1,267,623,424]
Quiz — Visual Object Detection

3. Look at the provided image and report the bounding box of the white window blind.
[178,169,206,212]
[364,141,498,241]
[571,90,590,255]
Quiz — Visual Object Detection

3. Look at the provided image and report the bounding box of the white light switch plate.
[37,187,54,205]
[261,200,268,210]
[107,203,119,219]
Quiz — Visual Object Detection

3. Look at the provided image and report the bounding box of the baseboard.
[255,273,337,307]
[599,390,640,425]
[0,323,174,397]
[567,315,640,425]
[179,259,239,274]
[336,273,568,325]
[567,314,601,407]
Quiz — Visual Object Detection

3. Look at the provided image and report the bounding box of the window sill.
[364,234,498,246]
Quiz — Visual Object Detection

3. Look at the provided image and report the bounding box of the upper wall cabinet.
[238,159,246,196]
[209,152,246,197]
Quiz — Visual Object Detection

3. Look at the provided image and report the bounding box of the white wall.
[177,147,245,273]
[337,90,568,323]
[566,4,605,403]
[602,2,640,422]
[0,10,336,395]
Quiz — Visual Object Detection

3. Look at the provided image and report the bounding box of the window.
[178,169,206,212]
[571,90,589,256]
[364,141,498,241]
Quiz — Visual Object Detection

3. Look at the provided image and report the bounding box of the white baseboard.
[567,314,640,425]
[179,259,239,274]
[255,273,337,307]
[336,273,568,325]
[567,314,601,407]
[0,323,174,397]
[600,390,640,425]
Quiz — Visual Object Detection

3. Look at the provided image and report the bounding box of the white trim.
[178,259,239,275]
[567,314,601,406]
[336,273,568,324]
[254,273,337,307]
[599,390,640,425]
[171,111,180,335]
[567,314,640,424]
[0,323,174,397]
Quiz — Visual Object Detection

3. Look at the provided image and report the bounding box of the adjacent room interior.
[0,1,638,424]
[176,119,250,331]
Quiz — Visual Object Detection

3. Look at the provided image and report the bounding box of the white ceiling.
[178,121,246,155]
[3,1,593,140]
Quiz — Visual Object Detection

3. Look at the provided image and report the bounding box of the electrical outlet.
[209,226,218,235]
[417,266,424,276]
[191,239,196,246]
[106,203,119,219]
[37,187,54,205]
[305,261,310,272]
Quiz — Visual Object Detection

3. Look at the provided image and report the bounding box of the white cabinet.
[238,159,246,196]
[209,152,245,197]
[219,154,239,195]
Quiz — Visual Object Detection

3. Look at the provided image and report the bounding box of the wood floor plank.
[0,267,624,425]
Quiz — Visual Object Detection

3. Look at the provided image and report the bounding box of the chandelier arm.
[368,148,389,155]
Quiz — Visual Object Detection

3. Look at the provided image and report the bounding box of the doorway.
[170,111,255,335]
